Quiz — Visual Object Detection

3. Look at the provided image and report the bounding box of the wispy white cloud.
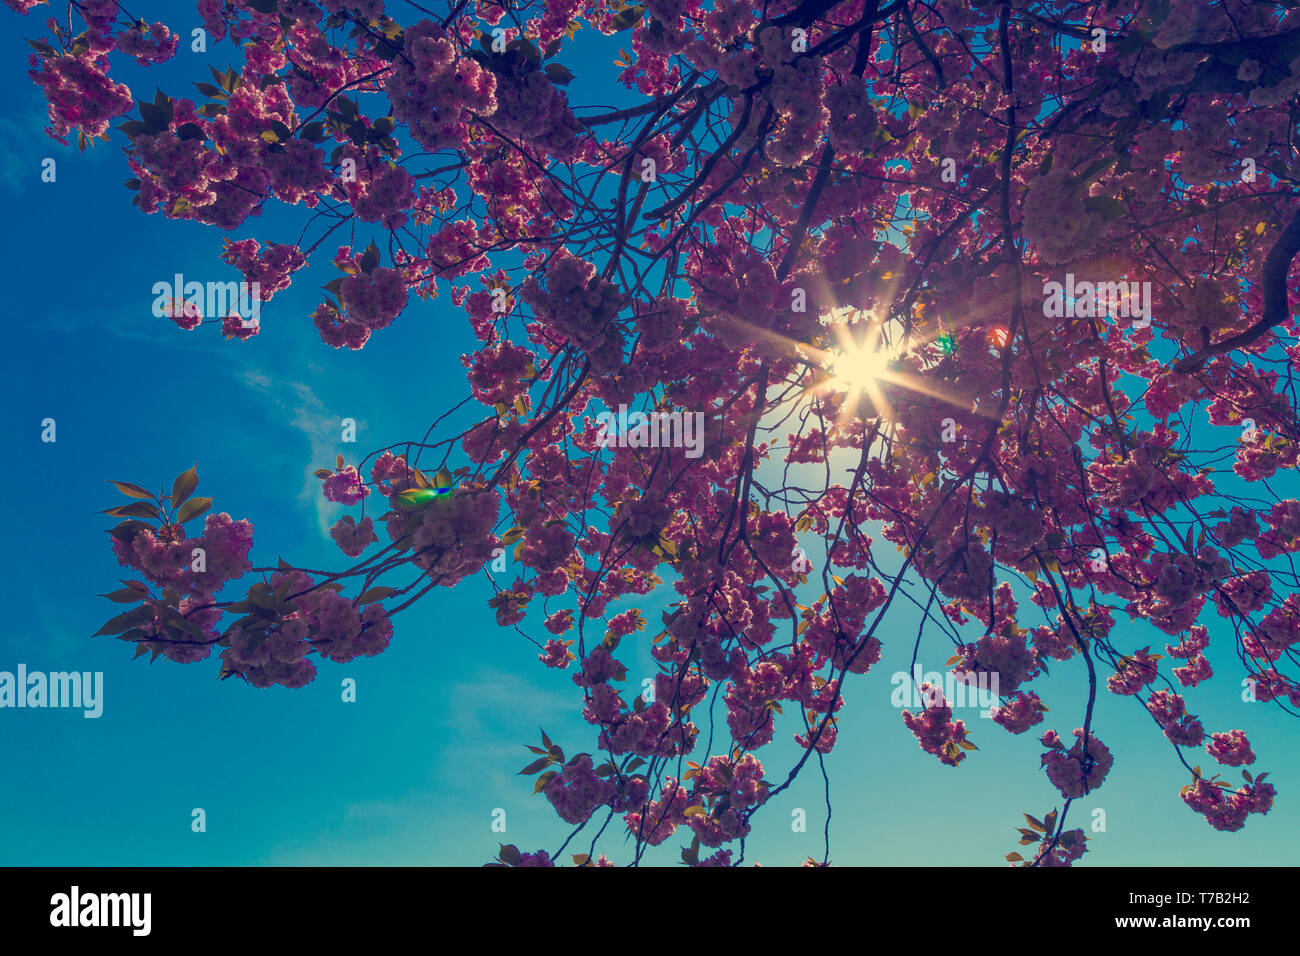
[235,369,355,538]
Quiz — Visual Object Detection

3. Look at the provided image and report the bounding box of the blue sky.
[0,3,1295,867]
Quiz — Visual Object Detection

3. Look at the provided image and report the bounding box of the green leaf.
[544,63,575,85]
[356,586,396,605]
[109,480,155,500]
[99,587,146,604]
[497,844,523,866]
[172,466,199,507]
[1024,813,1047,832]
[395,489,441,509]
[94,606,155,636]
[177,497,212,524]
[610,4,644,30]
[138,100,168,134]
[104,501,161,519]
[154,88,174,124]
[1083,195,1126,220]
[300,121,327,142]
[359,240,380,274]
[108,520,151,543]
[164,613,206,640]
[518,756,553,775]
[247,582,276,610]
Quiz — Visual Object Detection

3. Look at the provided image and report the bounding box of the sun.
[816,313,904,418]
[829,334,893,395]
[789,308,973,430]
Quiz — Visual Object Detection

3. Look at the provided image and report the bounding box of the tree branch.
[1174,206,1300,372]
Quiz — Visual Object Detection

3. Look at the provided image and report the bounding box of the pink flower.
[1206,730,1255,767]
[329,515,378,557]
[1041,729,1113,798]
[902,685,970,766]
[991,692,1047,734]
[322,466,370,505]
[539,638,572,669]
[114,22,179,65]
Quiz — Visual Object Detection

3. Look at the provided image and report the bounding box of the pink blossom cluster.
[1257,499,1300,559]
[1182,776,1275,832]
[389,486,501,586]
[723,662,786,749]
[1106,648,1161,695]
[490,68,584,158]
[991,691,1047,734]
[957,628,1038,694]
[1251,595,1300,659]
[329,515,379,557]
[316,266,410,350]
[322,466,370,505]
[387,20,497,152]
[1146,690,1206,747]
[1040,729,1114,798]
[220,239,307,303]
[1034,829,1089,867]
[30,44,133,143]
[538,638,572,668]
[1206,730,1255,767]
[519,250,625,373]
[113,512,254,601]
[114,22,178,65]
[219,569,394,687]
[342,148,416,228]
[902,685,970,767]
[623,779,692,847]
[369,451,417,494]
[542,754,616,824]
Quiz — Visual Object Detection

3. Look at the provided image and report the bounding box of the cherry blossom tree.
[15,0,1300,866]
